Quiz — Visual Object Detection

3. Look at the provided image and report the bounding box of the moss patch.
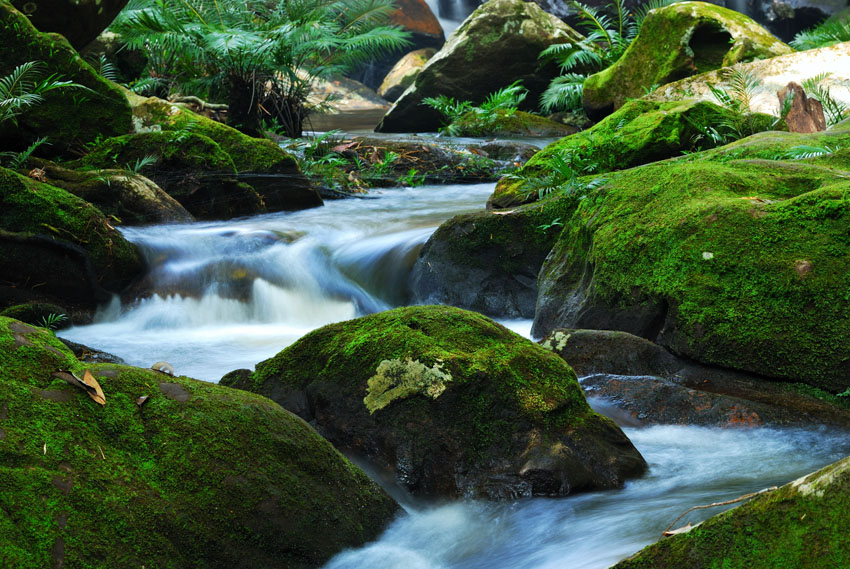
[613,457,850,568]
[234,306,646,499]
[533,125,850,392]
[0,2,131,154]
[583,1,792,116]
[0,316,398,568]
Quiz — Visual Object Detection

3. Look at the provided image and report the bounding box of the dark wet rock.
[542,328,850,428]
[57,338,126,364]
[0,316,399,569]
[411,198,571,318]
[224,306,647,500]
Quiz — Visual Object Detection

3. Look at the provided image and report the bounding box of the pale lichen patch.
[364,358,452,413]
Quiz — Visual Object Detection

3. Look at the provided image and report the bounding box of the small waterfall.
[61,182,496,381]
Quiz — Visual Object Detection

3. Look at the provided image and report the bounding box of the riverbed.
[60,179,850,568]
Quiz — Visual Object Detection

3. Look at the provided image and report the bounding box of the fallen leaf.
[81,370,106,406]
[151,361,175,376]
[136,395,150,407]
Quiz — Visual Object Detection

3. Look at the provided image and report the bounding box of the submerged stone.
[0,316,399,568]
[225,306,647,500]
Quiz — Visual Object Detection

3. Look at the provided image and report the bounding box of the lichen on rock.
[365,357,452,413]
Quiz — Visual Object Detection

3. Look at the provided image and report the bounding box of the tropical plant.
[539,0,682,112]
[801,73,850,127]
[790,17,850,51]
[423,81,528,136]
[507,150,603,200]
[0,61,82,126]
[111,0,410,137]
[0,137,49,169]
[40,313,69,330]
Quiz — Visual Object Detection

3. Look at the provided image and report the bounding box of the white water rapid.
[61,182,497,381]
[60,178,850,569]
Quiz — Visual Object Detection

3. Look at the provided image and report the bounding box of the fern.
[781,144,839,160]
[0,137,49,169]
[0,61,85,126]
[801,73,850,127]
[540,74,587,113]
[791,18,850,51]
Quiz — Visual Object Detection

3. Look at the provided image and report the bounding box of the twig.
[662,486,778,536]
[170,95,229,111]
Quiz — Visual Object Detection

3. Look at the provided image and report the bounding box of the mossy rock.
[582,1,792,118]
[532,126,850,393]
[0,316,399,568]
[452,109,577,137]
[224,306,647,499]
[0,302,70,329]
[127,94,321,212]
[73,131,266,220]
[491,99,758,209]
[0,2,132,154]
[376,0,584,132]
[613,456,850,568]
[0,166,143,309]
[410,197,576,318]
[29,158,192,225]
[378,48,435,102]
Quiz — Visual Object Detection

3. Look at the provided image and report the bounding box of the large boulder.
[0,317,399,568]
[533,125,850,393]
[490,98,748,209]
[223,306,647,500]
[0,2,132,154]
[0,166,143,310]
[645,41,850,117]
[378,48,436,102]
[10,0,129,49]
[583,1,792,118]
[128,94,320,213]
[613,456,850,568]
[375,0,584,132]
[411,197,574,318]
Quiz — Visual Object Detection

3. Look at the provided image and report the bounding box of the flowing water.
[60,179,850,568]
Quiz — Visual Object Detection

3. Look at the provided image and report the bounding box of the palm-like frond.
[0,61,83,125]
[801,73,850,127]
[540,73,587,113]
[791,18,850,51]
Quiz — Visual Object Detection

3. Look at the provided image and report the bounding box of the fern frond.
[540,73,586,113]
[791,18,850,51]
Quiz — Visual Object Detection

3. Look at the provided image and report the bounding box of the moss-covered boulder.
[74,131,268,220]
[0,316,399,568]
[224,306,647,499]
[0,166,143,309]
[410,197,575,318]
[533,125,850,393]
[29,159,192,225]
[127,94,321,213]
[376,0,584,132]
[490,99,750,209]
[582,1,792,118]
[0,2,132,154]
[451,109,576,137]
[613,456,850,568]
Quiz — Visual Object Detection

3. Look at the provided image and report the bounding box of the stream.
[60,179,850,568]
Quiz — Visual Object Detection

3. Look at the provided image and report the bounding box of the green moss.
[126,94,301,174]
[491,99,742,208]
[76,131,236,175]
[613,457,850,568]
[453,109,574,137]
[583,1,792,114]
[0,166,142,290]
[0,316,398,568]
[536,125,850,392]
[0,2,131,153]
[250,306,592,447]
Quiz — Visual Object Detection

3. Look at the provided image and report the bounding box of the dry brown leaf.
[136,395,150,407]
[81,370,106,406]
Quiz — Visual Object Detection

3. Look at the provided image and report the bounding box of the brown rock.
[778,81,826,133]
